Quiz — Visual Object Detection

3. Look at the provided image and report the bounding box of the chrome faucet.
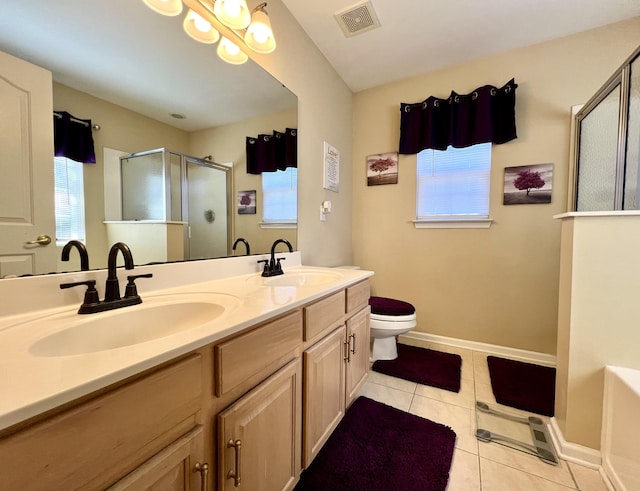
[61,240,89,271]
[232,238,251,256]
[258,239,293,277]
[60,242,152,314]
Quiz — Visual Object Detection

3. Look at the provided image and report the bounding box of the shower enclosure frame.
[120,148,232,261]
[569,44,640,211]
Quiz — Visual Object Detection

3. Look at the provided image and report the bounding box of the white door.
[0,50,57,277]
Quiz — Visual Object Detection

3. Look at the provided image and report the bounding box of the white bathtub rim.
[605,365,640,394]
[601,365,640,491]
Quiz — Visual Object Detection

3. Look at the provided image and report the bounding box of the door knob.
[26,235,52,245]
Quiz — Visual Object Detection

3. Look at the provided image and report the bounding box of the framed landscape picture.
[503,164,553,205]
[237,190,256,214]
[367,152,398,186]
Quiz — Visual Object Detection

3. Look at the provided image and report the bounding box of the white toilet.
[369,296,417,362]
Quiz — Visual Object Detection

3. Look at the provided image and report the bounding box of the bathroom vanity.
[0,254,372,490]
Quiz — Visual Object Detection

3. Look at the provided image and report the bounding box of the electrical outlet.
[320,205,326,221]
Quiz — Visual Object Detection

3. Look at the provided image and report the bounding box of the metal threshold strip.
[475,401,558,465]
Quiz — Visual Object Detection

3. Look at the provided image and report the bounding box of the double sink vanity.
[0,252,373,490]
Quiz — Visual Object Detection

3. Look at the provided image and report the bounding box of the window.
[261,167,297,227]
[416,143,492,228]
[54,157,86,245]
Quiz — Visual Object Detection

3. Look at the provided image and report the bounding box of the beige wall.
[556,214,640,449]
[53,83,189,270]
[189,107,297,255]
[351,18,640,354]
[248,0,354,267]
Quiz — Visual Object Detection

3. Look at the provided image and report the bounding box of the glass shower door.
[624,54,640,209]
[185,158,230,260]
[576,84,621,211]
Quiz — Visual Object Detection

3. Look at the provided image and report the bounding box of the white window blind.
[417,143,491,219]
[262,167,297,223]
[54,157,86,245]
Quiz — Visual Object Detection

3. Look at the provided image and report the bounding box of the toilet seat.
[370,312,416,323]
[369,296,415,316]
[368,296,417,361]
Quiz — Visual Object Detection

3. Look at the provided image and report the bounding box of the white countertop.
[0,262,373,431]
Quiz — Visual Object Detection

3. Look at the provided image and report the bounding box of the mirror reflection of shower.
[116,148,231,264]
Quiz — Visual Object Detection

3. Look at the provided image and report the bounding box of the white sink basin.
[248,269,343,287]
[29,293,240,357]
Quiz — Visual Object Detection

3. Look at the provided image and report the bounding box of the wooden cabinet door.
[218,359,302,491]
[108,426,208,491]
[302,326,346,467]
[345,306,370,407]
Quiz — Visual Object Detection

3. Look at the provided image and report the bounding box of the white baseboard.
[547,417,603,468]
[400,331,557,366]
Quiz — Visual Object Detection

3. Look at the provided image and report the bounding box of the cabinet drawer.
[346,280,370,314]
[0,354,202,491]
[215,310,302,396]
[303,290,346,341]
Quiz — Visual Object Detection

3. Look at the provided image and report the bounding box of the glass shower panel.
[169,152,182,221]
[624,55,640,210]
[121,150,165,220]
[576,85,621,211]
[186,160,229,260]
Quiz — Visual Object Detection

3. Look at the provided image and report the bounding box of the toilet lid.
[369,296,415,316]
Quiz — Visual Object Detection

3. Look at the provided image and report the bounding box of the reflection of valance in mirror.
[398,79,518,154]
[53,111,96,163]
[246,128,297,174]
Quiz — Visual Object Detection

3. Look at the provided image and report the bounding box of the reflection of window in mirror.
[54,157,86,245]
[262,168,298,225]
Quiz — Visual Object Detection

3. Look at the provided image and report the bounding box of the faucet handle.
[275,257,286,271]
[60,280,101,313]
[257,259,269,274]
[124,273,153,299]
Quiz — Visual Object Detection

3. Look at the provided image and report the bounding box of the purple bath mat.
[295,396,456,491]
[372,344,462,392]
[487,356,556,416]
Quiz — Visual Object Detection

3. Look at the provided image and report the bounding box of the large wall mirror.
[0,0,297,275]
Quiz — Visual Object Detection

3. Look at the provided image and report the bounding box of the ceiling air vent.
[334,1,381,38]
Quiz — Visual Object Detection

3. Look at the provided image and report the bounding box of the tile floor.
[357,339,610,491]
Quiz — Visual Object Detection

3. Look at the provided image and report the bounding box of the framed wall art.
[367,152,398,186]
[237,190,256,214]
[503,163,553,205]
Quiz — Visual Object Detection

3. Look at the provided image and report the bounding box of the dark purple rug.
[372,344,462,392]
[295,396,456,491]
[487,356,556,416]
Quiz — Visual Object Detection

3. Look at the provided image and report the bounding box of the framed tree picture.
[503,164,553,205]
[237,190,256,214]
[367,152,398,186]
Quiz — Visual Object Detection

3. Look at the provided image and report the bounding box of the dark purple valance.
[53,111,96,163]
[246,128,297,175]
[399,79,518,154]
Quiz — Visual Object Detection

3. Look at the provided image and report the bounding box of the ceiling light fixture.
[141,0,276,65]
[217,36,249,64]
[183,9,220,44]
[142,0,184,17]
